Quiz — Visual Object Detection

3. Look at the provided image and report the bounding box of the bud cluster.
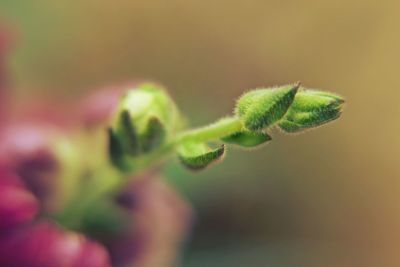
[108,83,182,171]
[108,82,345,171]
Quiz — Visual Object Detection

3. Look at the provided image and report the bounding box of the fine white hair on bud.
[235,83,299,131]
[278,88,345,133]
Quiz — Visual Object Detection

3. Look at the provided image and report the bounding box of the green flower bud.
[177,142,225,170]
[235,84,299,131]
[109,83,182,170]
[113,83,181,135]
[278,88,345,133]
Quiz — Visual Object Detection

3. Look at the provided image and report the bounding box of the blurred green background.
[1,0,399,266]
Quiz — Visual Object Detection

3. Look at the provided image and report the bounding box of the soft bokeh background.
[1,1,399,266]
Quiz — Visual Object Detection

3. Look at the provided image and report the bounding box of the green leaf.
[278,88,345,133]
[117,110,140,156]
[141,116,166,152]
[177,142,225,170]
[235,83,299,131]
[108,128,129,170]
[221,131,271,147]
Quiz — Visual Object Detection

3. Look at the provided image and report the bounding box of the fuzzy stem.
[176,116,243,143]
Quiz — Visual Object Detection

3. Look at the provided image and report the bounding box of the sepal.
[177,142,225,170]
[117,110,140,156]
[107,128,129,171]
[221,131,271,147]
[140,117,166,153]
[278,89,345,133]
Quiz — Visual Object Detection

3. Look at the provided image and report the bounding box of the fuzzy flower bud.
[278,88,345,133]
[109,83,182,170]
[235,84,299,131]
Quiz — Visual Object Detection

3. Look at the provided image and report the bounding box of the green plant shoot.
[109,82,345,172]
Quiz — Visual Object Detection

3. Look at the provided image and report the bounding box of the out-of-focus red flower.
[0,221,112,267]
[0,165,112,267]
[0,20,192,265]
[0,123,59,206]
[0,166,38,232]
[0,171,191,267]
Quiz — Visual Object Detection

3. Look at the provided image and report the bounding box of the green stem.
[128,117,243,169]
[176,116,243,143]
[130,117,242,167]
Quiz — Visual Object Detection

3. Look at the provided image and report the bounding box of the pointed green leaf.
[108,128,129,170]
[141,116,166,152]
[235,83,299,131]
[177,142,225,170]
[221,131,271,147]
[117,110,140,156]
[278,88,345,133]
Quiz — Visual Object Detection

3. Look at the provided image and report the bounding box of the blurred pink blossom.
[0,166,38,231]
[0,21,192,267]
